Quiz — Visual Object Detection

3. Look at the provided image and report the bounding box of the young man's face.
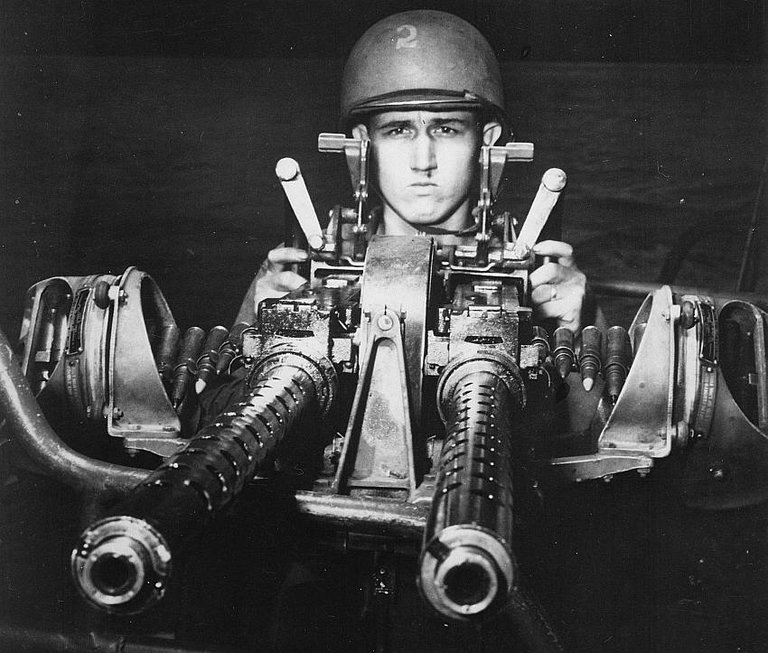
[354,110,501,235]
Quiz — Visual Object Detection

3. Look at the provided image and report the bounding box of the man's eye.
[383,126,410,137]
[433,125,459,136]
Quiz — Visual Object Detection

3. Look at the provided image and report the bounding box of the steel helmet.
[340,10,507,131]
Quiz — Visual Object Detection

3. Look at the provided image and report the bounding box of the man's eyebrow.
[373,116,474,131]
[373,119,414,130]
[429,117,473,126]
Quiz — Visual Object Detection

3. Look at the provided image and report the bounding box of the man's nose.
[410,133,437,172]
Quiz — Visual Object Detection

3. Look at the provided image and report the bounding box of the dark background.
[0,3,767,652]
[1,1,766,338]
[1,0,765,62]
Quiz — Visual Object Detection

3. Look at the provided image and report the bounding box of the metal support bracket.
[331,236,434,495]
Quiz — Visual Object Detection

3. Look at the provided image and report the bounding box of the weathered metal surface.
[333,236,432,494]
[598,286,676,455]
[0,326,147,494]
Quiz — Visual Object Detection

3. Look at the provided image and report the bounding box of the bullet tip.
[582,377,595,392]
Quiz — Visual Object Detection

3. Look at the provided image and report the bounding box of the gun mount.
[2,137,767,652]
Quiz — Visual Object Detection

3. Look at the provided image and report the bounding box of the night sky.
[1,0,765,63]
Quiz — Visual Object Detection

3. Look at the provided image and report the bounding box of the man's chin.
[403,214,442,226]
[384,201,468,233]
[398,206,448,227]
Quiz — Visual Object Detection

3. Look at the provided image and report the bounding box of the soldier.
[236,9,602,332]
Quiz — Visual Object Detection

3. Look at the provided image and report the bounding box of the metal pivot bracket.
[319,133,370,260]
[484,142,535,203]
[597,285,678,456]
[475,142,534,266]
[106,267,183,457]
[331,236,434,496]
[332,305,417,494]
[549,286,678,481]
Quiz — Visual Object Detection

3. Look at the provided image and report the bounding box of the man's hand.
[529,240,588,333]
[235,246,308,324]
[256,246,309,301]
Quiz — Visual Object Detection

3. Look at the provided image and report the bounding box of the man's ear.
[352,124,369,141]
[482,121,503,146]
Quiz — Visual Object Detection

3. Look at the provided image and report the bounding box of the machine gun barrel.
[71,342,337,614]
[419,350,526,621]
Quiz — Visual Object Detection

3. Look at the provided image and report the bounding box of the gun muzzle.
[420,351,526,621]
[72,342,337,614]
[71,516,170,614]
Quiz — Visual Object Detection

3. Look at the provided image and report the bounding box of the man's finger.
[532,295,581,331]
[272,270,308,293]
[253,270,308,307]
[529,262,563,287]
[267,247,309,268]
[532,240,575,266]
[531,283,561,306]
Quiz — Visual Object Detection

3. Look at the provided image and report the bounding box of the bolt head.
[377,314,394,331]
